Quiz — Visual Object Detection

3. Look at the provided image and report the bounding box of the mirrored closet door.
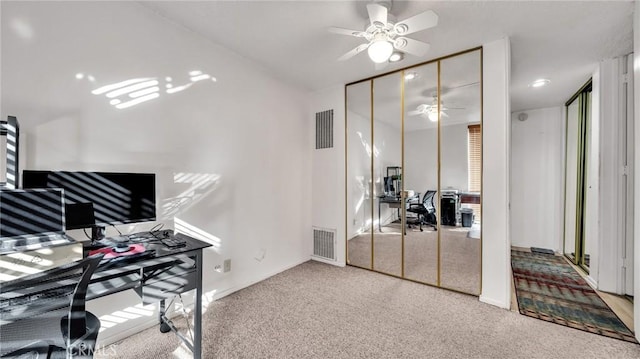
[563,81,592,272]
[346,47,482,296]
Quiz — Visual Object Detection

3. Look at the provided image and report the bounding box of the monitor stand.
[90,225,106,246]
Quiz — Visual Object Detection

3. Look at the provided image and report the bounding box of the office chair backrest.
[0,253,104,358]
[423,190,437,210]
[64,254,103,345]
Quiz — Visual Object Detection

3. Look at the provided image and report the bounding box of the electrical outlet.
[223,259,231,273]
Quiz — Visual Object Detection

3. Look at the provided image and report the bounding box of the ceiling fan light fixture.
[529,78,550,88]
[404,71,418,80]
[428,110,438,122]
[389,52,404,62]
[368,40,393,63]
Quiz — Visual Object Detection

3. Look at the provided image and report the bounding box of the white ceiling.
[140,0,633,112]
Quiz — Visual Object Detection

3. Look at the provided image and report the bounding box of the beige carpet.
[96,261,639,359]
[347,224,481,294]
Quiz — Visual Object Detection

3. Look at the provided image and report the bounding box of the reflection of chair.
[406,190,437,231]
[1,254,104,359]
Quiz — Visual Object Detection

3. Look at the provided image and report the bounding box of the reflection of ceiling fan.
[408,97,464,122]
[329,1,438,64]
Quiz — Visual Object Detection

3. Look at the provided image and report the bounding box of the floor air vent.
[312,227,336,261]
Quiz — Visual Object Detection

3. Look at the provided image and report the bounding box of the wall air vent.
[312,227,336,261]
[315,109,334,149]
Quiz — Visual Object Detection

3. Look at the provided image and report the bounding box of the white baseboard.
[584,275,597,288]
[311,256,344,267]
[479,294,510,309]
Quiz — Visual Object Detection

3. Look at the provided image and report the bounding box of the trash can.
[460,208,474,227]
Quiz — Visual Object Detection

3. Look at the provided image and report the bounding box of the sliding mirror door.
[403,63,439,285]
[346,80,373,269]
[439,50,482,294]
[346,47,482,296]
[563,82,592,272]
[372,73,403,276]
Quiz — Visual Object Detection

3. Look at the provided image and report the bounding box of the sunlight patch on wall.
[162,173,220,219]
[174,217,221,251]
[75,71,217,110]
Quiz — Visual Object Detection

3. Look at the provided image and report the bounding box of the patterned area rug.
[511,250,637,343]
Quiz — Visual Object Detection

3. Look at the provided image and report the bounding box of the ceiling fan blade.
[441,111,449,118]
[450,81,480,89]
[394,10,438,36]
[328,27,367,37]
[337,43,369,61]
[367,3,388,27]
[416,104,430,112]
[408,110,423,116]
[394,37,430,57]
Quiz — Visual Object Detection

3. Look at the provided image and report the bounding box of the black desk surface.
[1,232,211,322]
[0,232,211,357]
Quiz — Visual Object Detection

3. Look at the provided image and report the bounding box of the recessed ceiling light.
[529,78,550,88]
[405,72,418,81]
[389,52,404,62]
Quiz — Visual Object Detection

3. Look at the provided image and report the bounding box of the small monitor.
[65,202,96,230]
[0,188,65,240]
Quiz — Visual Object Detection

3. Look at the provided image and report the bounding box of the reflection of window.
[467,124,481,221]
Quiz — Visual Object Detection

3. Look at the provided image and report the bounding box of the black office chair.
[406,190,438,231]
[1,254,104,359]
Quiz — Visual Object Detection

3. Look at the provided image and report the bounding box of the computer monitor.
[65,202,96,230]
[0,188,66,249]
[21,171,156,240]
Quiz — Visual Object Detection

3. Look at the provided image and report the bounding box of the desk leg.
[159,299,171,333]
[194,249,203,359]
[378,200,382,232]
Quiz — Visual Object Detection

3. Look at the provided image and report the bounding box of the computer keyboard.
[160,235,187,249]
[0,285,74,321]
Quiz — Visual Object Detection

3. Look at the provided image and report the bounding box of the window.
[468,124,481,221]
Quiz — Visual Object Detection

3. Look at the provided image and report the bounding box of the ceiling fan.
[329,1,438,64]
[408,96,464,122]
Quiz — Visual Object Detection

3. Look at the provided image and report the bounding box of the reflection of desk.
[459,192,481,204]
[0,233,211,359]
[378,196,402,232]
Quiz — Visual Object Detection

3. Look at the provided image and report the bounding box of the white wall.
[481,37,511,309]
[441,124,471,191]
[373,120,402,225]
[404,128,437,193]
[405,123,470,193]
[510,107,563,251]
[1,1,311,345]
[310,86,345,265]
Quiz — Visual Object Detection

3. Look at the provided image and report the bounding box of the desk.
[459,192,481,204]
[378,196,402,232]
[0,233,211,359]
